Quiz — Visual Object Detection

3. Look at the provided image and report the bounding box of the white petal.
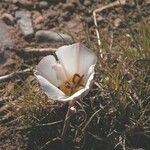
[77,44,97,75]
[84,65,95,83]
[36,55,61,86]
[58,65,95,102]
[56,43,97,77]
[56,43,80,77]
[35,75,66,100]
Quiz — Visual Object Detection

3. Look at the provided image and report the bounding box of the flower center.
[58,74,84,96]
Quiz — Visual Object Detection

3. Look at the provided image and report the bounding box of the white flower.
[35,43,97,102]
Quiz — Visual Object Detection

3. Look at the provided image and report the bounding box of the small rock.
[0,20,13,62]
[34,15,43,25]
[62,12,72,21]
[47,11,58,20]
[32,11,44,30]
[63,3,75,12]
[84,0,92,6]
[15,10,34,39]
[65,19,83,34]
[96,15,105,25]
[45,11,59,28]
[2,13,15,26]
[39,1,49,9]
[14,0,33,8]
[79,0,84,4]
[12,0,18,3]
[35,30,73,43]
[87,15,104,27]
[127,1,136,7]
[0,20,13,49]
[85,17,94,27]
[114,18,122,28]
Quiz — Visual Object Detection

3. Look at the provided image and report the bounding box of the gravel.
[15,9,34,39]
[0,20,13,49]
[38,1,49,9]
[2,13,15,26]
[35,30,73,43]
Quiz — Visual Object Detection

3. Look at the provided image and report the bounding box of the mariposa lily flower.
[35,43,97,102]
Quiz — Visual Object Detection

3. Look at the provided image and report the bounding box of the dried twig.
[0,99,18,113]
[7,47,56,56]
[145,0,150,4]
[94,81,104,91]
[93,0,126,54]
[109,31,114,51]
[0,96,13,103]
[23,47,56,54]
[82,109,101,132]
[122,135,126,150]
[40,137,60,150]
[0,68,33,83]
[0,112,14,123]
[16,120,63,130]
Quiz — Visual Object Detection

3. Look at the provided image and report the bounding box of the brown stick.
[23,47,56,55]
[0,68,33,83]
[93,0,126,55]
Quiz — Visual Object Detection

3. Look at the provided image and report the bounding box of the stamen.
[76,75,84,87]
[65,81,71,89]
[52,63,67,82]
[72,73,80,84]
[72,74,84,88]
[58,73,84,96]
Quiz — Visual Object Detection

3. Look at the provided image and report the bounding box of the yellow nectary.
[58,74,84,96]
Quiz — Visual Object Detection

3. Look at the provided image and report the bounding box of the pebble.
[0,20,13,61]
[63,3,75,12]
[15,10,34,39]
[13,0,33,8]
[32,11,44,30]
[114,18,122,28]
[34,15,43,25]
[0,20,13,49]
[46,11,59,28]
[47,11,57,20]
[2,13,15,26]
[85,15,104,27]
[85,17,94,27]
[39,1,49,9]
[84,0,92,6]
[35,30,73,43]
[128,1,136,7]
[62,12,72,21]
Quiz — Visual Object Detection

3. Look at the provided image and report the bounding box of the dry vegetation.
[0,0,150,150]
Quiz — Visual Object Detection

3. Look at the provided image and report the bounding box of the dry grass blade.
[82,109,101,132]
[16,120,63,130]
[40,138,60,150]
[93,0,126,55]
[0,68,33,83]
